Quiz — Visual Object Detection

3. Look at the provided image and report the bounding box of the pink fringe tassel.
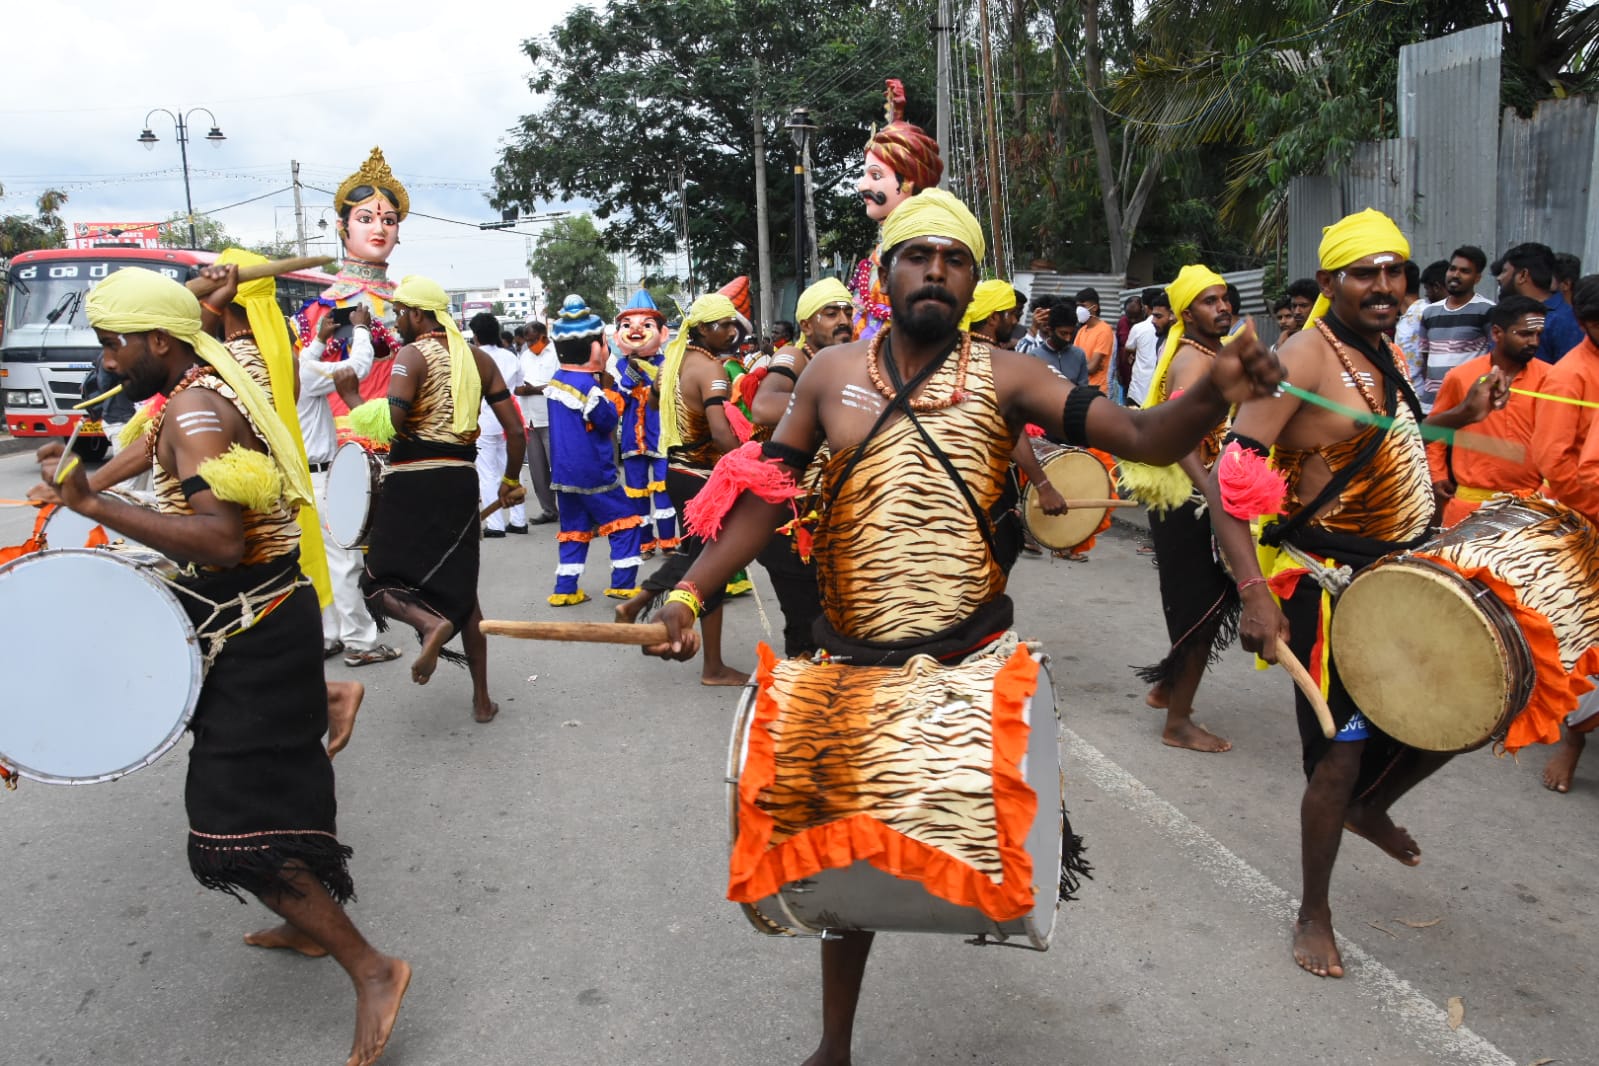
[1217,441,1287,521]
[684,441,803,540]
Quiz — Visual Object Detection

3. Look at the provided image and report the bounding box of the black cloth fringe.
[369,587,469,667]
[189,831,355,905]
[1133,497,1240,688]
[1059,806,1092,903]
[1133,588,1241,687]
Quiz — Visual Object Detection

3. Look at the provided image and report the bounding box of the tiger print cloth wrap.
[1406,496,1599,752]
[728,640,1041,922]
[405,335,480,449]
[814,341,1012,643]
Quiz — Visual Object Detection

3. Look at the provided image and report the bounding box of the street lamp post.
[138,108,225,249]
[786,108,819,292]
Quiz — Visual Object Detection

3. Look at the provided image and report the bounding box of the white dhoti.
[311,466,379,651]
[476,433,527,532]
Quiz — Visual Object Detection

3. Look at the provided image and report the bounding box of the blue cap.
[618,289,665,323]
[550,294,605,341]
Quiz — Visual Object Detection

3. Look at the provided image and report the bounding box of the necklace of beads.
[1314,319,1381,414]
[225,329,254,344]
[146,364,217,464]
[864,326,971,411]
[684,344,716,360]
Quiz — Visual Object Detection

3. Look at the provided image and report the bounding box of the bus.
[1,247,332,458]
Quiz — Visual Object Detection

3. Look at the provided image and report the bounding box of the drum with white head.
[323,441,386,549]
[38,491,156,549]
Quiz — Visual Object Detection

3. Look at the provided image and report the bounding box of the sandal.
[344,644,401,667]
[323,640,345,661]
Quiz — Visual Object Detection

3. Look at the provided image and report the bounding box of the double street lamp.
[138,108,226,249]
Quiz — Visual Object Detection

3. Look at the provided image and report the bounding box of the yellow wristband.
[663,588,702,619]
[501,476,520,488]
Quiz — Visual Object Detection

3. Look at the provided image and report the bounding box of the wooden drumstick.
[1275,638,1336,739]
[185,256,335,296]
[481,619,672,645]
[1059,498,1140,509]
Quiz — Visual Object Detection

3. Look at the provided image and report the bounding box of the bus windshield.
[4,259,188,334]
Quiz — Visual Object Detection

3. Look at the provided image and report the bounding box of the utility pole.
[803,126,820,281]
[752,60,774,337]
[677,162,696,300]
[291,160,308,255]
[977,0,1007,278]
[788,107,819,290]
[934,0,952,184]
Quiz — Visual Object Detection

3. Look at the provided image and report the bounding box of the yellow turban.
[1303,208,1411,330]
[795,277,855,325]
[960,279,1016,334]
[660,293,738,450]
[392,274,481,435]
[1144,264,1227,409]
[86,267,313,510]
[879,188,986,264]
[217,248,330,606]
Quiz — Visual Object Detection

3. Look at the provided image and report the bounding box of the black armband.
[761,439,814,467]
[484,388,511,405]
[765,364,798,383]
[1222,431,1270,457]
[389,397,413,412]
[179,474,211,499]
[1061,385,1101,448]
[702,395,727,408]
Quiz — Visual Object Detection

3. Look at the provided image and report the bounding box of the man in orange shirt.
[1075,287,1117,392]
[1423,295,1548,528]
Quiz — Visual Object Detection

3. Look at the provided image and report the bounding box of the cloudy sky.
[1,0,588,289]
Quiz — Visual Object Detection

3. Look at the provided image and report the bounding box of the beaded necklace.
[864,326,971,411]
[225,328,254,344]
[1314,319,1382,414]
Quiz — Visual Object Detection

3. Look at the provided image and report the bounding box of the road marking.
[1065,728,1516,1066]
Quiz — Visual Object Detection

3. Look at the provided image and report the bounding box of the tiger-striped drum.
[726,646,1064,950]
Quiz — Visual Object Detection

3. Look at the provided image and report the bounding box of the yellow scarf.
[1143,264,1228,410]
[1303,208,1411,331]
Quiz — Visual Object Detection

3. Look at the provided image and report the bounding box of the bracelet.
[1236,576,1270,594]
[675,579,702,606]
[501,475,521,488]
[200,300,223,317]
[664,588,703,618]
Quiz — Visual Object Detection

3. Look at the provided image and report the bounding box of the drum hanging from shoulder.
[0,549,201,784]
[726,642,1064,949]
[323,440,387,549]
[1330,497,1599,753]
[1021,442,1115,552]
[38,490,156,550]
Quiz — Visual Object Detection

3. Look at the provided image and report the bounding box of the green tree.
[0,187,69,256]
[533,215,621,320]
[493,0,932,288]
[157,211,232,251]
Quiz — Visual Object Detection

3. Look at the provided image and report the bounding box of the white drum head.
[324,442,376,549]
[0,550,201,784]
[39,504,101,549]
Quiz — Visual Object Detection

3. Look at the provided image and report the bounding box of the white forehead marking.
[1373,255,1396,265]
[925,236,953,247]
[1524,317,1546,329]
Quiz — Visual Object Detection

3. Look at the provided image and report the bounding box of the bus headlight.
[3,389,47,408]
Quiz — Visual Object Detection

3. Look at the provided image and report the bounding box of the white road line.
[1065,728,1516,1066]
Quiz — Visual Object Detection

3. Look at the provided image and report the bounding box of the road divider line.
[1064,728,1516,1066]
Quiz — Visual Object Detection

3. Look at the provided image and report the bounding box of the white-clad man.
[1125,289,1174,407]
[297,305,400,667]
[470,312,528,537]
[516,320,560,523]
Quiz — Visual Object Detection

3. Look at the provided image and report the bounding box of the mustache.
[861,190,888,206]
[907,285,957,308]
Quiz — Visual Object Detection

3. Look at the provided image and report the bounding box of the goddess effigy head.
[334,147,410,263]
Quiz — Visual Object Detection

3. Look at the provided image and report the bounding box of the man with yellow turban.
[349,273,527,723]
[34,265,410,1066]
[1209,207,1504,980]
[616,290,748,686]
[1124,264,1239,755]
[640,188,1282,1064]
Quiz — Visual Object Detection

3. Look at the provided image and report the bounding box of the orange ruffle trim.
[597,515,643,536]
[1425,555,1599,752]
[727,642,1041,923]
[1069,448,1118,555]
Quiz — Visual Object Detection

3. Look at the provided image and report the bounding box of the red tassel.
[1024,423,1044,437]
[1217,442,1287,521]
[724,401,756,445]
[684,442,803,540]
[737,366,769,409]
[793,524,814,562]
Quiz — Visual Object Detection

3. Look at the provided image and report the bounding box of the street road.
[0,446,1592,1066]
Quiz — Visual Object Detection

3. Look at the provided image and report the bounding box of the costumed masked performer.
[1118,264,1240,753]
[850,79,944,342]
[544,295,645,605]
[35,267,409,1066]
[1209,209,1514,980]
[294,146,407,416]
[614,290,678,553]
[645,188,1283,1064]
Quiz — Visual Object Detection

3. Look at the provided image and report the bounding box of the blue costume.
[614,292,679,555]
[546,296,644,606]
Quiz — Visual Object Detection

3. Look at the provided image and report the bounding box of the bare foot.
[701,665,749,687]
[614,588,653,625]
[347,956,410,1066]
[1542,731,1585,793]
[1343,806,1421,866]
[411,618,456,686]
[1162,718,1232,753]
[1145,682,1169,709]
[801,1048,850,1066]
[1292,914,1344,978]
[326,681,365,759]
[473,700,499,724]
[243,922,327,958]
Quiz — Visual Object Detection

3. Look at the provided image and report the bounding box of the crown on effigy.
[335,146,410,221]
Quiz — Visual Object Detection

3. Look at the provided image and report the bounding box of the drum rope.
[163,568,309,671]
[1278,541,1354,594]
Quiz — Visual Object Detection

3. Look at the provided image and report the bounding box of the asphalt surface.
[0,447,1592,1066]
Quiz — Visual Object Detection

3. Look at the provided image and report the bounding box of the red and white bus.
[1,247,330,457]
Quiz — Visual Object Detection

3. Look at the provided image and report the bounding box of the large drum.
[322,440,387,549]
[1331,497,1599,753]
[37,490,156,550]
[726,643,1064,949]
[1021,442,1115,552]
[0,549,201,784]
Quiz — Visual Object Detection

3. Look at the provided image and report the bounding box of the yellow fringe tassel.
[195,445,283,511]
[348,399,396,444]
[1116,460,1194,516]
[117,407,154,450]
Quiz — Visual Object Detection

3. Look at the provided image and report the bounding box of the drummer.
[33,266,408,1066]
[1208,209,1506,979]
[644,188,1281,1064]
